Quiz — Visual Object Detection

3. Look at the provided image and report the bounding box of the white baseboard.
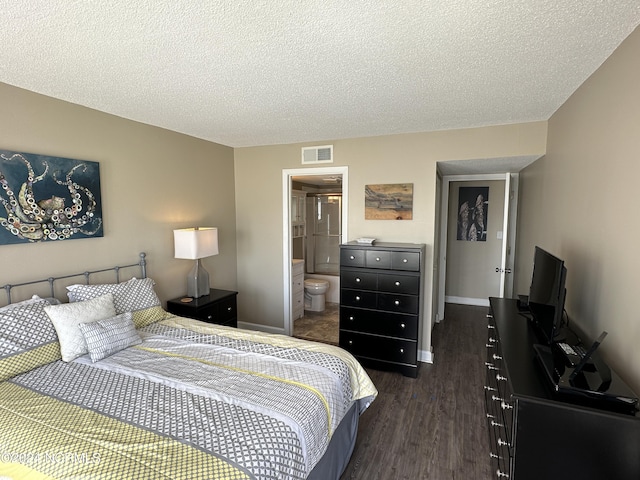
[445,296,490,307]
[237,321,285,335]
[419,347,433,364]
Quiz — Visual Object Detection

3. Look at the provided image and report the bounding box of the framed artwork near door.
[457,186,488,241]
[364,183,413,220]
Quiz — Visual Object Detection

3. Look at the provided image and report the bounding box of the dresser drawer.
[339,331,417,365]
[365,250,392,269]
[340,289,377,309]
[391,251,421,271]
[340,307,417,339]
[377,273,420,295]
[340,270,377,290]
[377,293,419,315]
[340,248,366,267]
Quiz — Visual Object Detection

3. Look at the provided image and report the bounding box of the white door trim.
[281,166,349,335]
[437,173,516,320]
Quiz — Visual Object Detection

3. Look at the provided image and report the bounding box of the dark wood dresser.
[166,288,238,328]
[485,297,640,479]
[339,242,425,377]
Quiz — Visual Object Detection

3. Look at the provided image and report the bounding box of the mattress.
[0,314,377,479]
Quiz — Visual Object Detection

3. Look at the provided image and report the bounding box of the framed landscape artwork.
[365,183,413,220]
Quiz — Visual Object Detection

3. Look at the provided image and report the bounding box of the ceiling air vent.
[302,145,333,164]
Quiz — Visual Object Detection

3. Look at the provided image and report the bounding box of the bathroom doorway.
[281,166,348,340]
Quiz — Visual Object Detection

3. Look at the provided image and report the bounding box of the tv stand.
[485,298,640,480]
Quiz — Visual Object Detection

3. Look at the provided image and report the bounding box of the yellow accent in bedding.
[0,342,61,382]
[160,315,379,404]
[135,344,334,435]
[0,382,249,480]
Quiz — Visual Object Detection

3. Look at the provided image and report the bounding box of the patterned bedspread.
[0,315,377,479]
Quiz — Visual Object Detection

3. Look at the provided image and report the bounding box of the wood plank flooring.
[340,303,492,480]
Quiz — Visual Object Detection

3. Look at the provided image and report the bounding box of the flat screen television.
[528,246,567,344]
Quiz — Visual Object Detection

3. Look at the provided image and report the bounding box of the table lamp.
[173,227,218,298]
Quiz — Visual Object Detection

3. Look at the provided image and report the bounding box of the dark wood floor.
[340,303,492,480]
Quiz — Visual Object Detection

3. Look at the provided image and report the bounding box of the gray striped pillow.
[78,312,141,362]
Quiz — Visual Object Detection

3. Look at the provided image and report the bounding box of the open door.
[436,173,518,320]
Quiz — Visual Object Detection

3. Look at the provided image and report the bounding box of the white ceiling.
[2,1,640,149]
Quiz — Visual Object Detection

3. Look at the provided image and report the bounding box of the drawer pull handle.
[501,402,513,411]
[484,386,497,392]
[399,348,404,354]
[402,258,408,263]
[489,453,501,460]
[227,307,232,312]
[355,296,361,301]
[486,314,494,319]
[493,354,502,360]
[496,374,507,382]
[376,257,381,262]
[490,420,504,428]
[348,340,353,345]
[486,343,495,348]
[486,413,495,419]
[355,277,361,282]
[395,281,401,286]
[400,323,405,329]
[491,395,504,403]
[488,337,497,343]
[349,316,355,321]
[394,300,400,306]
[207,315,212,320]
[487,324,495,329]
[486,365,498,371]
[496,468,509,478]
[349,255,355,260]
[497,438,510,448]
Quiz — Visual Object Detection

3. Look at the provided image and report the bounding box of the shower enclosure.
[306,193,342,275]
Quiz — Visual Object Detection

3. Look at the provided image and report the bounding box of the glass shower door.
[312,194,342,275]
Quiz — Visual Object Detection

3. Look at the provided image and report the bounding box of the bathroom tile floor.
[293,302,339,345]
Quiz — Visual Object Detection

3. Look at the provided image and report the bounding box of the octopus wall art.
[0,150,103,245]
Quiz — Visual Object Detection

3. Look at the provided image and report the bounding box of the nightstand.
[166,289,238,328]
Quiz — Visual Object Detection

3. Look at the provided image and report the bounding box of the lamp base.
[187,259,210,298]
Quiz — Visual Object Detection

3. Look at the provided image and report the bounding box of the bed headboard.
[1,252,147,306]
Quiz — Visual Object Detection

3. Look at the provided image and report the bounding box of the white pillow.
[44,293,116,362]
[79,312,141,362]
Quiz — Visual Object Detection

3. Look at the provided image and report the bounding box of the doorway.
[436,173,519,322]
[281,166,349,337]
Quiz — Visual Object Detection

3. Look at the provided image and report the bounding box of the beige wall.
[0,83,237,305]
[234,123,547,354]
[516,26,640,392]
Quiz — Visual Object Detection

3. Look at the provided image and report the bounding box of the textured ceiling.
[2,1,640,148]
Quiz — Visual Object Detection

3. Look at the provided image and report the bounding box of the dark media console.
[485,297,640,480]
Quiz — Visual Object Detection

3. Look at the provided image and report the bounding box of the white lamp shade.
[174,227,219,259]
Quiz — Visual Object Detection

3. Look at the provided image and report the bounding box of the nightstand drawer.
[217,296,236,323]
[166,289,238,328]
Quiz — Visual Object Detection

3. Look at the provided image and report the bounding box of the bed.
[0,253,377,479]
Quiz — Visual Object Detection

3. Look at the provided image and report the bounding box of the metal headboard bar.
[2,252,146,305]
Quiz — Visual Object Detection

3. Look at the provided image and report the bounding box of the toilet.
[304,278,329,312]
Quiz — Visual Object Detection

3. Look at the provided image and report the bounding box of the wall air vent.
[302,145,333,164]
